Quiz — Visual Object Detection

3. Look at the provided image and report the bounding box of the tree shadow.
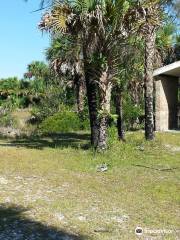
[0,204,87,240]
[0,132,91,150]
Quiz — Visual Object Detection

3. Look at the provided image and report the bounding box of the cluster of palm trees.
[36,0,179,150]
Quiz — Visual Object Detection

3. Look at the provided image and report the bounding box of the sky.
[0,0,50,79]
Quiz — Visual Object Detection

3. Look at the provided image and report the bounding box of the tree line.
[34,0,178,150]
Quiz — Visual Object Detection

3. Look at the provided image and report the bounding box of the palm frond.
[39,2,72,33]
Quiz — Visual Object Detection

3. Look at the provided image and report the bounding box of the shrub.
[31,87,65,123]
[123,96,144,130]
[39,109,84,133]
[0,77,19,91]
[0,114,17,128]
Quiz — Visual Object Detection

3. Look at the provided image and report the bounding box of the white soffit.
[153,61,180,77]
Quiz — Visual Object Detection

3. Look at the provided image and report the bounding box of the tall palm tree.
[141,1,165,140]
[126,0,170,140]
[38,0,177,146]
[38,0,136,149]
[113,36,145,141]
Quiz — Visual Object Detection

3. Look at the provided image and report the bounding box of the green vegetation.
[0,1,179,142]
[0,114,17,128]
[0,132,179,239]
[39,108,89,133]
[0,1,179,239]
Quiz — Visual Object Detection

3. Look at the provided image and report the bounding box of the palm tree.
[114,85,126,141]
[38,0,135,149]
[24,61,51,96]
[126,0,169,140]
[38,0,178,147]
[27,61,50,84]
[46,37,86,118]
[116,35,144,140]
[141,1,165,140]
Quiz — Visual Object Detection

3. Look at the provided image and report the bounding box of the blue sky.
[0,0,50,79]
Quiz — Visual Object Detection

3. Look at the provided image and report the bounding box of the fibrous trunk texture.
[97,70,112,150]
[144,26,156,140]
[75,74,85,119]
[75,40,86,119]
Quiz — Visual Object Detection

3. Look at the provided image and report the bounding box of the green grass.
[0,131,179,239]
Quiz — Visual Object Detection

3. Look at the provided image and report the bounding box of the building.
[153,61,180,131]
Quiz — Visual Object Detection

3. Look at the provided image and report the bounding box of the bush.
[0,114,17,128]
[0,101,18,128]
[123,96,144,130]
[39,109,85,133]
[31,87,65,123]
[0,77,19,91]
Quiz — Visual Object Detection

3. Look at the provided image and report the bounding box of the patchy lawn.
[0,131,179,240]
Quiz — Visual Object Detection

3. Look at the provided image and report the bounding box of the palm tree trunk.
[144,26,156,140]
[115,87,125,141]
[75,38,86,119]
[97,115,108,150]
[97,71,112,150]
[85,75,99,147]
[74,74,85,119]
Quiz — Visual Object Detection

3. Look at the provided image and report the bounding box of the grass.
[0,130,179,239]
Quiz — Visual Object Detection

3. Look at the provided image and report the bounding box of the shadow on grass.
[0,132,91,150]
[0,204,87,240]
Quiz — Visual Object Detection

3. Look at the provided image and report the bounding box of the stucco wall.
[155,76,178,131]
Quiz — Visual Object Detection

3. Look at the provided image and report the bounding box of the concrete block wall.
[155,75,178,131]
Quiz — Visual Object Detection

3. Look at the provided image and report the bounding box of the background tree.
[125,0,173,140]
[37,0,179,148]
[46,36,86,118]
